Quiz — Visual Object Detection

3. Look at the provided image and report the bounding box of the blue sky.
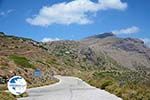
[0,0,150,44]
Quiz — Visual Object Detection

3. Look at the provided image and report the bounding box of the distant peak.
[86,32,115,39]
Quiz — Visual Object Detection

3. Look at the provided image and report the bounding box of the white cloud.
[141,38,150,48]
[0,9,14,16]
[113,26,140,35]
[99,0,127,10]
[26,0,127,26]
[41,37,61,42]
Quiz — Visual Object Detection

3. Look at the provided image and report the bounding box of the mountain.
[0,32,150,100]
[44,32,150,71]
[42,32,150,99]
[81,33,150,71]
[86,32,115,39]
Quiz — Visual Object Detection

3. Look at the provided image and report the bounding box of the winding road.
[18,75,122,100]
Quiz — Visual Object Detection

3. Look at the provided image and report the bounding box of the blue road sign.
[34,69,41,77]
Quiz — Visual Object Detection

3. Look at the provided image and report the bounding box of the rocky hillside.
[0,32,150,99]
[44,32,150,72]
[42,32,150,99]
[0,32,58,86]
[82,33,150,71]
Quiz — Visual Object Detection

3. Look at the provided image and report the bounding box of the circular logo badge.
[7,76,27,95]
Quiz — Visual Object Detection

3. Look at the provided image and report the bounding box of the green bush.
[101,80,113,89]
[9,55,35,69]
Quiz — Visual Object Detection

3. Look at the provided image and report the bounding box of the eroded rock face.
[80,32,150,70]
[113,38,145,52]
[79,47,97,64]
[113,38,150,60]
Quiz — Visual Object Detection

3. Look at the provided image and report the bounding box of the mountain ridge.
[0,32,150,99]
[85,32,116,39]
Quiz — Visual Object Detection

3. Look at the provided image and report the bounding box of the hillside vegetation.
[0,32,150,100]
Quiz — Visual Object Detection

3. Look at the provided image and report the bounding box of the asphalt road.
[18,75,122,100]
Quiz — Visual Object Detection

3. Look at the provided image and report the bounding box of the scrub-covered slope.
[0,32,150,100]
